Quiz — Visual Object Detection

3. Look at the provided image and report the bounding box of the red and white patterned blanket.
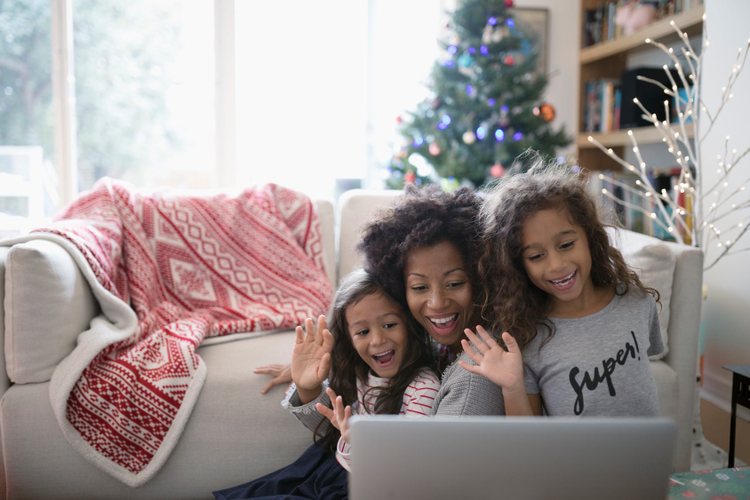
[32,178,332,486]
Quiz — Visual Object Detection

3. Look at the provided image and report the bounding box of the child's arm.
[402,370,441,417]
[316,387,354,472]
[459,327,542,416]
[291,315,334,404]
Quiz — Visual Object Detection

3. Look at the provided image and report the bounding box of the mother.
[357,185,504,415]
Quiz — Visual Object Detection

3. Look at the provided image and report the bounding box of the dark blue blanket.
[213,443,348,500]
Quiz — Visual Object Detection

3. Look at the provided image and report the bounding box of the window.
[0,1,446,234]
[72,0,215,191]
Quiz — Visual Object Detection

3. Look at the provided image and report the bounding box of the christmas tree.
[386,0,570,189]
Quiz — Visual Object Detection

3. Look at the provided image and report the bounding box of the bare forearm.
[297,385,323,405]
[502,387,536,416]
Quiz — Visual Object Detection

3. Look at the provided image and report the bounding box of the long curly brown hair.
[315,268,435,453]
[356,184,483,317]
[479,156,660,351]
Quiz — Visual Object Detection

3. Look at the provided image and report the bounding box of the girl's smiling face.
[346,291,409,379]
[520,207,595,317]
[404,241,473,353]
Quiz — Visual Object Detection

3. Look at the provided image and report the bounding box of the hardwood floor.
[700,397,750,466]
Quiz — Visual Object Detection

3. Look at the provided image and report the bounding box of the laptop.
[348,416,676,500]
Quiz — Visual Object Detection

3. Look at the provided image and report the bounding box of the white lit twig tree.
[587,14,750,271]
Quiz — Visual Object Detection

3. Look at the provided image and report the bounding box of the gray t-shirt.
[523,289,663,417]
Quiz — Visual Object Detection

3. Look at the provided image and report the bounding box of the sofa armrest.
[0,246,11,397]
[662,241,703,471]
[2,238,99,385]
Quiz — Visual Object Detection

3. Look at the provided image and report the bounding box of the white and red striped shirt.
[336,367,440,471]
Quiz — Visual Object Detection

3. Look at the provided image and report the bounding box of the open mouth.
[549,270,576,290]
[428,313,459,336]
[372,350,396,367]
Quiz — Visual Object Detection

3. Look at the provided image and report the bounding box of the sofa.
[0,189,702,499]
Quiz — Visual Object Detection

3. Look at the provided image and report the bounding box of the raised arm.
[460,327,542,416]
[291,315,334,404]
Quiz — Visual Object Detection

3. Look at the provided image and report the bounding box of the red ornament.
[504,0,514,6]
[540,103,556,122]
[404,172,417,183]
[429,143,441,156]
[502,54,515,66]
[396,116,402,123]
[491,164,505,177]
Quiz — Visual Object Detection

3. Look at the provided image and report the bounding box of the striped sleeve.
[335,437,353,472]
[401,368,441,418]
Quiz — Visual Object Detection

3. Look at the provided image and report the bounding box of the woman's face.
[404,241,473,352]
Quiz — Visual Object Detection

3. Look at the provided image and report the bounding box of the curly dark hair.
[356,184,483,316]
[314,268,435,453]
[479,156,660,351]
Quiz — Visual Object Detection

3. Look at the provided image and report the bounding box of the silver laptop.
[348,416,676,500]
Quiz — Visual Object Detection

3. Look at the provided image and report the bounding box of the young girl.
[214,268,439,499]
[460,160,664,418]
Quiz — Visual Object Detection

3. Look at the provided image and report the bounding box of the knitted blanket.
[30,179,333,486]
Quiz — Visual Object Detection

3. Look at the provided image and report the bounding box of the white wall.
[514,0,579,159]
[699,0,750,416]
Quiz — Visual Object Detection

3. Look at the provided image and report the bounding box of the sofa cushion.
[4,239,99,384]
[0,330,311,499]
[610,229,676,360]
[337,189,403,284]
[651,359,678,419]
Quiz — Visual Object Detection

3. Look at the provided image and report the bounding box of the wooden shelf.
[577,122,695,149]
[580,7,705,64]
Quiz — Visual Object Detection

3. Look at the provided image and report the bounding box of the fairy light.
[589,16,748,268]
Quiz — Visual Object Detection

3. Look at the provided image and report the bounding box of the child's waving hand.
[291,315,334,403]
[316,387,354,444]
[459,327,524,393]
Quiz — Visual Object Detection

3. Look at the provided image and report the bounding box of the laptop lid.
[348,416,676,500]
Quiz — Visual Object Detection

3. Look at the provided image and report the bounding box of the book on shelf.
[584,78,622,133]
[581,0,700,49]
[588,166,689,241]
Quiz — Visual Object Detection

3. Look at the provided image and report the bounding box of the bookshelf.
[577,2,705,173]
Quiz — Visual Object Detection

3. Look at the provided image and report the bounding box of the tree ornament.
[540,103,556,122]
[491,164,505,177]
[458,53,474,67]
[428,143,441,156]
[482,24,504,44]
[404,172,417,183]
[462,131,477,144]
[498,116,511,128]
[502,54,515,66]
[504,0,514,6]
[396,115,402,123]
[532,107,540,116]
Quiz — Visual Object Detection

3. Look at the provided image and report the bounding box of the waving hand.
[459,327,524,393]
[291,316,334,402]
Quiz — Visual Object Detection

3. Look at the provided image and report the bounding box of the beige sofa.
[0,189,702,499]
